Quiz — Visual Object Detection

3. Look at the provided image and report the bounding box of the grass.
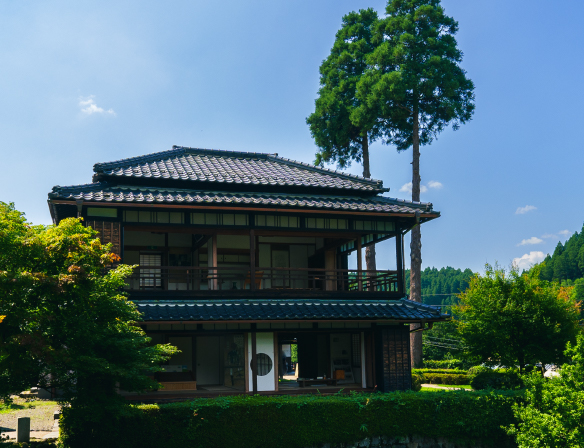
[0,398,60,414]
[420,385,473,392]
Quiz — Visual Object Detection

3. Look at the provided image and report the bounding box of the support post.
[356,237,363,291]
[250,229,256,290]
[395,228,404,294]
[251,329,258,394]
[17,417,30,443]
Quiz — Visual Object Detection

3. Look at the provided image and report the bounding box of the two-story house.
[48,146,448,396]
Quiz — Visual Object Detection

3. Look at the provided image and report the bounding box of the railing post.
[395,228,404,295]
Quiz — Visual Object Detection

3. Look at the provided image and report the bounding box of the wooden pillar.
[325,248,336,291]
[250,229,256,290]
[395,228,404,294]
[251,328,258,394]
[273,332,279,391]
[356,237,363,292]
[208,234,218,290]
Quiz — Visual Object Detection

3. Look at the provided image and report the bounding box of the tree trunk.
[410,109,423,369]
[362,135,377,275]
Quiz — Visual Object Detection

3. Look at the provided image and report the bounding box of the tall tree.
[355,0,475,367]
[307,8,381,272]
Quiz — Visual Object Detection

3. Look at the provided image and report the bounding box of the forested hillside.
[538,223,584,282]
[405,266,475,306]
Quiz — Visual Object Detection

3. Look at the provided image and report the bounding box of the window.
[255,215,299,228]
[305,217,348,230]
[352,334,361,367]
[124,211,184,224]
[140,253,162,288]
[191,213,248,226]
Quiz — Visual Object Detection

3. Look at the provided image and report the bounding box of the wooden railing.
[125,266,400,293]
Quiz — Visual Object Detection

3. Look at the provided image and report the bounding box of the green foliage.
[538,223,584,282]
[507,334,584,447]
[60,391,522,448]
[406,266,475,306]
[0,202,176,405]
[355,0,475,151]
[468,368,524,391]
[410,373,423,391]
[455,264,581,373]
[412,368,467,375]
[422,358,470,369]
[416,373,468,385]
[291,343,298,363]
[307,8,381,170]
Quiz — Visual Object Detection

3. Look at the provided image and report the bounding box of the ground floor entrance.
[132,322,413,399]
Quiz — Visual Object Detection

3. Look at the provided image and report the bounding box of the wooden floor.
[123,383,370,403]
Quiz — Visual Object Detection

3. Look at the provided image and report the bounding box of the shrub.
[411,373,424,391]
[423,359,475,369]
[60,391,522,448]
[412,368,468,375]
[469,368,524,390]
[421,373,468,385]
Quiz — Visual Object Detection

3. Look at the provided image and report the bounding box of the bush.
[469,368,524,390]
[60,391,522,448]
[423,359,474,369]
[421,373,468,385]
[412,368,468,375]
[411,373,423,391]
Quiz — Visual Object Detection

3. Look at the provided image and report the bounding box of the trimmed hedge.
[60,391,523,448]
[423,359,470,369]
[412,368,468,375]
[421,373,469,385]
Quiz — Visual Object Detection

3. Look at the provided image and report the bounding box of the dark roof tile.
[93,146,386,193]
[49,183,436,215]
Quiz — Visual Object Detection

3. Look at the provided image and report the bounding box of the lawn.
[0,398,60,432]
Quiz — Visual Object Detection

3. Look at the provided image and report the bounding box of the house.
[47,145,448,395]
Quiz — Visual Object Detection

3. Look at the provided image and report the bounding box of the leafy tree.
[356,0,475,367]
[507,334,584,447]
[455,265,581,373]
[307,8,381,272]
[0,202,176,426]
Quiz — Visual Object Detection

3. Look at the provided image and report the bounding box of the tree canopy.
[455,265,581,373]
[0,202,176,402]
[307,8,380,172]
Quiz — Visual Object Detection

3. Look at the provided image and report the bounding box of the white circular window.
[252,353,273,376]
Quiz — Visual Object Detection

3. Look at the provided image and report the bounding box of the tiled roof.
[49,183,436,214]
[92,146,386,193]
[134,298,448,322]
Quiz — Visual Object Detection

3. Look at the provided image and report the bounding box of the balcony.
[125,266,401,297]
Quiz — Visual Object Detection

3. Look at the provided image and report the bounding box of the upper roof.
[92,146,387,194]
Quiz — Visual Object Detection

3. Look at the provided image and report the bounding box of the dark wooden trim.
[395,227,404,295]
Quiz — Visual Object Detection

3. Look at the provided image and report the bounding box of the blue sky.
[1,0,583,273]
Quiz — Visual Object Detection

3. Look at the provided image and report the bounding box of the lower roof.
[49,183,438,216]
[134,298,449,323]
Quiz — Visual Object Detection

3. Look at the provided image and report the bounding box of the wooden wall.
[376,325,412,392]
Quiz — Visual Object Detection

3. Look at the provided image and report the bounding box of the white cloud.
[515,205,537,215]
[512,251,545,270]
[79,96,116,116]
[399,182,428,194]
[558,230,571,237]
[518,237,544,246]
[427,180,443,189]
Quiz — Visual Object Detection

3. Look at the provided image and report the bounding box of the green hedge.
[412,368,468,375]
[423,359,470,369]
[421,373,469,385]
[60,391,523,448]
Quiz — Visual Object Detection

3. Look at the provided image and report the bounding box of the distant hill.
[538,223,584,283]
[405,266,475,306]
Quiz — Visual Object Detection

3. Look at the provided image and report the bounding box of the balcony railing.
[125,266,400,293]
